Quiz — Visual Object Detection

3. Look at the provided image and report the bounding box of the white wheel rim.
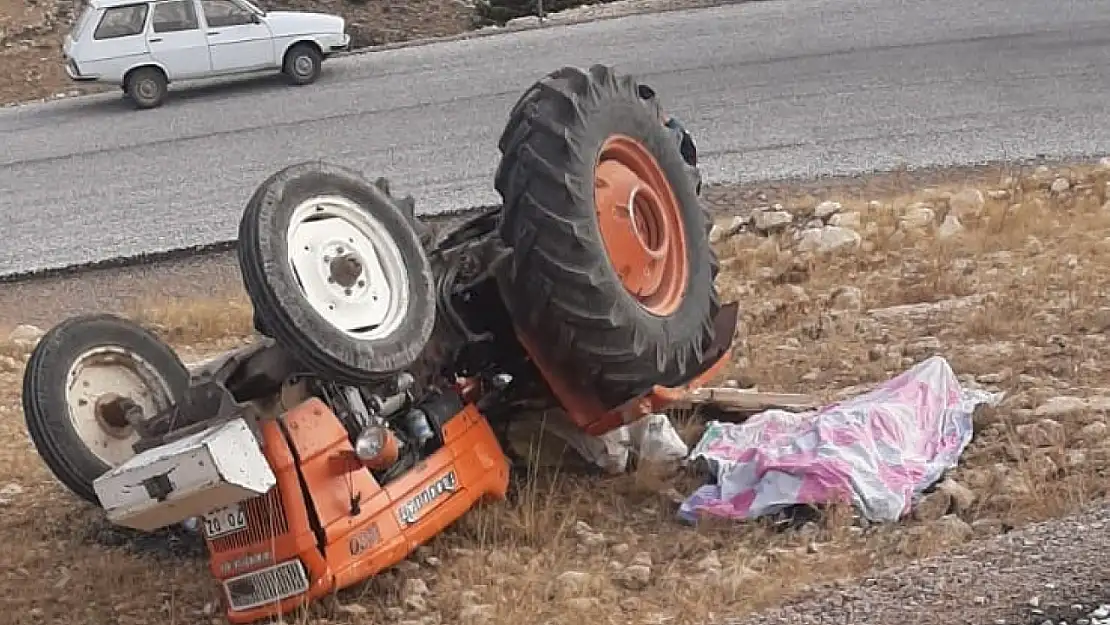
[293,56,313,77]
[137,79,158,100]
[64,346,176,467]
[286,194,410,341]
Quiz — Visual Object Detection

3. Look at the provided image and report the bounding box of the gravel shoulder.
[733,500,1110,625]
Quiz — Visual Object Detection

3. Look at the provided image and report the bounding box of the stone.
[616,564,652,590]
[459,590,482,606]
[1016,418,1066,447]
[753,210,793,233]
[551,571,595,598]
[1076,422,1109,446]
[1032,166,1055,186]
[937,479,976,514]
[937,214,965,239]
[402,578,429,597]
[573,520,606,546]
[796,226,862,254]
[0,483,23,497]
[828,211,861,228]
[710,216,749,243]
[905,336,943,360]
[829,286,863,311]
[563,597,597,611]
[1050,177,1071,193]
[913,489,952,521]
[977,372,1009,385]
[900,204,936,229]
[949,188,986,218]
[971,518,1005,537]
[459,604,495,621]
[403,594,428,612]
[814,200,842,219]
[7,324,43,346]
[619,597,642,612]
[696,550,722,572]
[930,514,974,546]
[1034,396,1087,418]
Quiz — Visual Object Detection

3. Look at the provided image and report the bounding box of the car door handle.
[207,31,220,35]
[149,37,163,42]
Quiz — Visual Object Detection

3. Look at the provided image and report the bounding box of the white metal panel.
[93,418,276,532]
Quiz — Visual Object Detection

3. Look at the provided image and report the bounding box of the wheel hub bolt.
[329,253,363,288]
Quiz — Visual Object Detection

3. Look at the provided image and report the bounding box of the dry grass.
[3,161,1110,624]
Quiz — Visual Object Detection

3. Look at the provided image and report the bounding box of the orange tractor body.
[207,396,510,623]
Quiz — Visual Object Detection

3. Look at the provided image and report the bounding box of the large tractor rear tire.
[493,64,721,408]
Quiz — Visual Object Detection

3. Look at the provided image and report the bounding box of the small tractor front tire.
[237,161,437,384]
[22,314,190,505]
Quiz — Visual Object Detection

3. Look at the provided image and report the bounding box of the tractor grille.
[224,559,309,612]
[208,488,290,553]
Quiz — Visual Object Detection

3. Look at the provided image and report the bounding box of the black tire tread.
[493,64,721,408]
[284,43,323,85]
[126,66,167,110]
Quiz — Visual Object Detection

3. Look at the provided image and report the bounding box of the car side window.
[93,4,149,40]
[152,0,200,33]
[201,0,254,28]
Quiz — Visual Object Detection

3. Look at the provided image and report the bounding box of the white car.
[62,0,350,109]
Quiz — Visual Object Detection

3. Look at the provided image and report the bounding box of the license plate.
[203,503,248,538]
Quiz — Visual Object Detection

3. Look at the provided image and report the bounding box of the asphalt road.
[2,0,1109,277]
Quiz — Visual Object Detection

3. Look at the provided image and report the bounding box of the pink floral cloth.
[679,357,1001,523]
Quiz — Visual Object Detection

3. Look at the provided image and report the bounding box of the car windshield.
[69,2,96,40]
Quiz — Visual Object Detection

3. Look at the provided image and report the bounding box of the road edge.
[5,155,1097,285]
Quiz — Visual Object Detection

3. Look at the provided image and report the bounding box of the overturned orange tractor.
[21,64,736,623]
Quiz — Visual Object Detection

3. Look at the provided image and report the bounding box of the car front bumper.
[328,33,350,54]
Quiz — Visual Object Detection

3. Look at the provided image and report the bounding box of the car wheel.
[125,67,168,110]
[283,44,323,86]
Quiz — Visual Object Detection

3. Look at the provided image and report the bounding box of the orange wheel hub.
[594,135,689,316]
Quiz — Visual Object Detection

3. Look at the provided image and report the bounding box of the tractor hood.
[263,11,345,36]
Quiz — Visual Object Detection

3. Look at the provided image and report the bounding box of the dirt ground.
[3,160,1110,624]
